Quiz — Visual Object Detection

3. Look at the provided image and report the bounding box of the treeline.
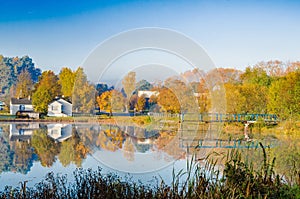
[22,67,95,115]
[0,54,95,114]
[97,60,300,119]
[219,61,300,119]
[1,55,299,119]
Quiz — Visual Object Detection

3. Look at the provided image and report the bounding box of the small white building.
[48,98,72,117]
[137,91,159,98]
[10,98,33,115]
[0,101,5,110]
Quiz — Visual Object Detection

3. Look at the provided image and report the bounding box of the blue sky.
[0,0,299,76]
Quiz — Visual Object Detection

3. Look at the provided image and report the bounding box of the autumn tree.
[122,72,136,112]
[96,129,124,151]
[96,83,113,96]
[193,79,211,113]
[32,70,61,114]
[224,83,245,114]
[129,94,138,111]
[96,89,125,115]
[58,67,76,100]
[164,78,198,113]
[206,68,242,85]
[72,67,95,113]
[197,93,211,113]
[255,60,286,77]
[58,129,89,167]
[15,70,33,98]
[31,129,59,167]
[135,95,146,112]
[239,84,267,113]
[157,88,180,113]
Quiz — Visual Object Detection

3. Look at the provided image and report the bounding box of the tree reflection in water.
[0,123,298,186]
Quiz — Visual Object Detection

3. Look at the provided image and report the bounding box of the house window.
[52,105,58,111]
[19,129,24,135]
[19,105,25,111]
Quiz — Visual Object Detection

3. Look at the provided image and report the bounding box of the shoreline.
[0,118,118,124]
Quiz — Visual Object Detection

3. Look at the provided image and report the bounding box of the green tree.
[0,55,41,94]
[267,71,300,118]
[32,89,52,113]
[58,67,76,100]
[0,61,12,94]
[96,83,112,96]
[72,67,95,113]
[241,67,271,87]
[32,71,61,114]
[0,137,12,173]
[15,70,33,98]
[136,79,153,91]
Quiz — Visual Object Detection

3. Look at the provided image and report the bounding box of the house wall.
[47,99,72,117]
[58,99,72,116]
[10,104,33,115]
[48,102,62,116]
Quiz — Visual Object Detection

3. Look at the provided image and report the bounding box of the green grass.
[0,114,16,119]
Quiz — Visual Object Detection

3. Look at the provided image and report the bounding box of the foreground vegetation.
[0,144,299,199]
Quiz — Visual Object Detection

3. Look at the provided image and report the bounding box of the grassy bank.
[1,144,299,199]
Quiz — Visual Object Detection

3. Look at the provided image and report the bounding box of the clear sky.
[0,0,299,75]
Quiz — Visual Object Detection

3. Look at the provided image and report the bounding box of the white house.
[48,98,72,117]
[0,101,5,110]
[137,91,159,98]
[47,123,72,142]
[10,97,33,115]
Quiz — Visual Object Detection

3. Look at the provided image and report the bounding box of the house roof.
[49,98,72,105]
[49,100,62,106]
[11,98,32,105]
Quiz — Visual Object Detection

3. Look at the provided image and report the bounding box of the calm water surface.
[0,122,297,189]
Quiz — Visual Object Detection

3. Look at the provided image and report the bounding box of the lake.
[0,121,298,189]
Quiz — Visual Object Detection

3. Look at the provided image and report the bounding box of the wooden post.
[244,122,250,141]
